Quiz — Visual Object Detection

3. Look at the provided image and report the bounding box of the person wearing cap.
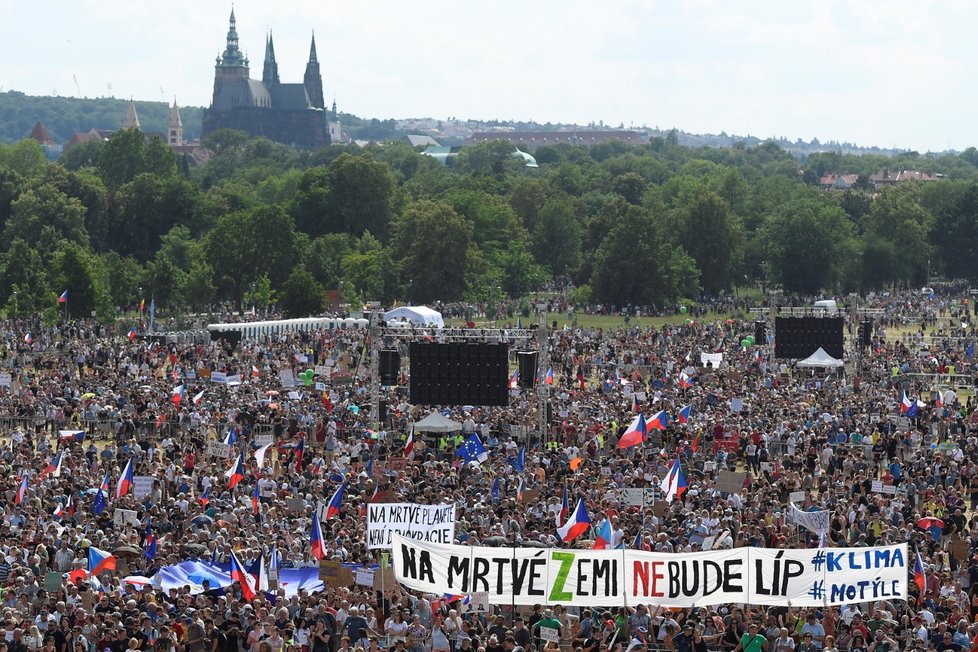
[673,624,695,652]
[733,623,767,652]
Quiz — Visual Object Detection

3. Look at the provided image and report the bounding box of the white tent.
[383,306,445,328]
[411,411,463,433]
[797,347,844,368]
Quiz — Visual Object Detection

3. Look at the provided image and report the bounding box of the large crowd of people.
[1,289,977,652]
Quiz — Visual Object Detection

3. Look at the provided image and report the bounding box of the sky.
[0,0,975,152]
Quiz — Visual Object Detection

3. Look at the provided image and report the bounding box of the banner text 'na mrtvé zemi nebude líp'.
[391,535,908,608]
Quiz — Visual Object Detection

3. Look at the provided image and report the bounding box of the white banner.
[211,371,226,384]
[700,352,723,366]
[789,503,830,535]
[367,503,457,550]
[391,535,906,607]
[133,476,154,500]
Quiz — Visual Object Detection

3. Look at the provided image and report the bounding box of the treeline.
[2,128,978,323]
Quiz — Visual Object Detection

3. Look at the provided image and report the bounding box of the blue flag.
[93,487,107,516]
[491,477,501,502]
[634,530,644,549]
[144,521,157,560]
[510,447,526,473]
[968,343,975,359]
[456,434,488,464]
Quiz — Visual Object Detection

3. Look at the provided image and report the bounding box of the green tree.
[323,153,395,239]
[862,185,932,286]
[676,189,739,293]
[339,233,399,303]
[0,140,45,176]
[280,268,326,317]
[611,172,647,205]
[50,242,108,319]
[292,166,331,236]
[0,239,49,316]
[4,185,89,249]
[392,200,473,302]
[761,198,856,294]
[97,128,148,187]
[531,198,582,277]
[307,233,354,289]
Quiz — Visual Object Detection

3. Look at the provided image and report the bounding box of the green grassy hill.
[0,91,204,145]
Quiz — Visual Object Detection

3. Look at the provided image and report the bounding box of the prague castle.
[201,9,329,149]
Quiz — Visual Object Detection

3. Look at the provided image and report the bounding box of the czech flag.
[14,476,27,505]
[324,482,345,520]
[192,389,206,405]
[508,369,519,389]
[576,366,585,389]
[143,522,157,560]
[617,413,646,449]
[255,552,270,592]
[516,476,525,502]
[229,549,256,601]
[64,493,74,518]
[679,373,692,389]
[900,391,913,414]
[647,410,668,431]
[295,437,305,471]
[444,593,471,607]
[631,394,640,414]
[252,365,260,378]
[557,482,569,526]
[660,458,688,503]
[593,516,613,550]
[223,429,238,446]
[40,452,64,479]
[171,385,185,405]
[23,333,32,345]
[691,433,701,453]
[116,458,134,499]
[58,290,68,304]
[310,514,327,560]
[251,482,260,515]
[127,327,137,341]
[677,405,692,424]
[545,368,554,385]
[199,486,210,507]
[914,551,926,598]
[225,451,246,489]
[88,546,117,575]
[556,498,591,543]
[52,501,65,520]
[254,442,273,468]
[403,428,415,458]
[933,388,943,408]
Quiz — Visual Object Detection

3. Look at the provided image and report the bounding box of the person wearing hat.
[533,610,561,649]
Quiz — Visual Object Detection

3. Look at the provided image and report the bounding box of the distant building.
[818,173,859,190]
[468,130,645,151]
[25,121,62,159]
[870,168,942,186]
[200,10,329,149]
[405,134,440,148]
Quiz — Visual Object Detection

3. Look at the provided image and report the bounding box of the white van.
[812,299,838,314]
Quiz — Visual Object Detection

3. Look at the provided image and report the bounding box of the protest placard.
[133,476,154,500]
[366,503,457,550]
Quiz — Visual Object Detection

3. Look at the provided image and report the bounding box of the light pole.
[12,291,17,319]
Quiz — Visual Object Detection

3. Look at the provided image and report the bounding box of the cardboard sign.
[211,371,227,384]
[871,481,897,495]
[716,470,747,494]
[622,488,645,507]
[315,366,329,376]
[113,508,139,528]
[225,374,242,386]
[540,627,560,643]
[0,374,11,387]
[789,490,806,503]
[206,441,231,458]
[318,560,354,587]
[255,435,274,446]
[387,457,409,471]
[372,568,397,590]
[133,476,154,500]
[286,498,305,512]
[356,568,375,587]
[280,370,295,389]
[519,487,541,504]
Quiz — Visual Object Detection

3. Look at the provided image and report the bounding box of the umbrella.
[181,543,208,555]
[113,545,142,558]
[917,517,944,530]
[80,393,95,400]
[191,515,214,527]
[265,390,280,397]
[268,403,280,410]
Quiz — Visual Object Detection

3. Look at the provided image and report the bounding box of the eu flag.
[456,434,488,464]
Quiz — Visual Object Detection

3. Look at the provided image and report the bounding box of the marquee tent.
[411,411,463,433]
[383,306,444,328]
[797,347,844,368]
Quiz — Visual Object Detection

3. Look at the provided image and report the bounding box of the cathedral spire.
[123,98,140,129]
[309,30,318,63]
[304,30,324,109]
[168,98,184,146]
[262,30,279,84]
[218,6,247,69]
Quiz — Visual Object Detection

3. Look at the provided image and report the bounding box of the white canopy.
[797,347,844,368]
[383,306,445,328]
[411,411,463,433]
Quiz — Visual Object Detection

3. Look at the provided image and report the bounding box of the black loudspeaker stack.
[773,316,845,359]
[859,319,873,346]
[517,351,538,388]
[380,350,400,386]
[754,321,767,344]
[409,342,510,406]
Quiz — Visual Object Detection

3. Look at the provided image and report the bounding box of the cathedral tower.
[304,31,325,109]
